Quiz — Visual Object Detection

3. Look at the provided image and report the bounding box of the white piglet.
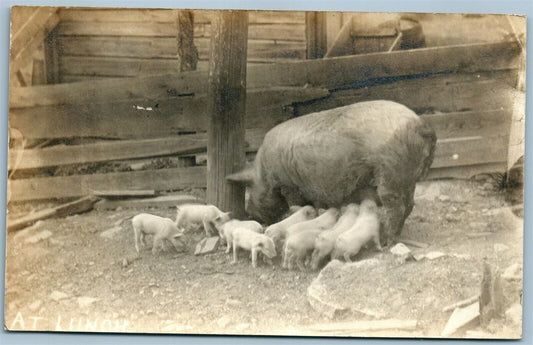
[332,199,382,262]
[132,213,184,255]
[210,214,264,253]
[232,227,276,268]
[264,205,317,251]
[175,204,225,236]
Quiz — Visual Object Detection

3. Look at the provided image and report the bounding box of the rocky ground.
[4,179,523,338]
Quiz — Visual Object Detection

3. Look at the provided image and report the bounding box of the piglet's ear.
[226,166,255,186]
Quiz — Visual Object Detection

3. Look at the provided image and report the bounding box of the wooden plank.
[326,12,343,51]
[432,135,509,169]
[9,9,60,80]
[295,71,517,116]
[206,10,248,219]
[176,10,198,72]
[57,36,306,60]
[10,87,326,140]
[423,109,511,140]
[8,166,207,202]
[44,28,60,84]
[10,41,520,108]
[94,194,204,210]
[6,196,97,231]
[8,128,270,170]
[427,162,506,180]
[305,12,327,59]
[58,9,304,25]
[56,21,305,41]
[10,7,57,61]
[92,190,156,197]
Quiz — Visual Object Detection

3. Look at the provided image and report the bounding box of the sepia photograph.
[3,5,526,339]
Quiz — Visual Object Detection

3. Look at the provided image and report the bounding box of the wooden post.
[44,27,60,84]
[176,9,198,72]
[305,12,327,59]
[206,10,248,218]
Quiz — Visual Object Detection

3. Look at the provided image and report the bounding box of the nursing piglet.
[332,199,382,262]
[210,214,264,253]
[310,203,360,270]
[264,205,317,251]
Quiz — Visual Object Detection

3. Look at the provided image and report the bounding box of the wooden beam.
[206,10,248,218]
[10,41,519,108]
[427,162,506,180]
[325,15,354,57]
[44,27,60,84]
[7,196,97,231]
[8,166,207,202]
[432,135,509,169]
[7,128,271,170]
[9,87,327,140]
[9,7,59,82]
[176,9,198,72]
[94,194,203,210]
[305,12,327,59]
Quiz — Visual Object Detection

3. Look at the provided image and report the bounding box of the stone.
[493,243,509,253]
[307,259,382,318]
[441,302,480,337]
[425,251,446,260]
[505,303,522,325]
[390,243,411,257]
[77,296,99,308]
[235,323,250,332]
[502,263,522,281]
[29,300,42,312]
[100,226,123,239]
[50,291,69,302]
[217,315,232,328]
[438,195,451,202]
[194,236,220,255]
[25,230,53,244]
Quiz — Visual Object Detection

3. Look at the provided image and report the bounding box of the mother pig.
[227,100,436,245]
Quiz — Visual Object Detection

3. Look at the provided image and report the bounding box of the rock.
[77,296,99,308]
[121,258,129,267]
[50,291,69,302]
[415,183,441,201]
[307,259,382,318]
[194,237,220,255]
[441,302,480,337]
[25,230,53,244]
[235,323,250,332]
[100,226,123,239]
[259,273,269,281]
[413,253,426,261]
[438,195,451,202]
[493,243,509,253]
[217,315,232,328]
[29,300,42,312]
[225,298,242,307]
[445,214,459,222]
[502,263,522,281]
[390,243,411,257]
[425,251,446,260]
[505,303,522,325]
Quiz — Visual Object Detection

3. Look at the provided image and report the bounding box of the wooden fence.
[7,8,523,203]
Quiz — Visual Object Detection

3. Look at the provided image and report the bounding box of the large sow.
[227,100,436,245]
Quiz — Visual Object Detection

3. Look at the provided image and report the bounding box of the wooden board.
[58,9,305,25]
[10,41,520,108]
[8,128,268,170]
[295,71,517,116]
[57,36,306,61]
[56,21,305,41]
[8,132,509,202]
[9,87,327,140]
[94,194,204,210]
[8,166,207,202]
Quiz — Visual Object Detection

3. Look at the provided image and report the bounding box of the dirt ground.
[3,178,523,338]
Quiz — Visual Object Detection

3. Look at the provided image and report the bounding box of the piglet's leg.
[251,248,258,268]
[232,240,238,264]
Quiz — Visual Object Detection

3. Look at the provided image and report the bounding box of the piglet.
[175,204,225,236]
[210,214,264,253]
[264,205,317,252]
[132,213,184,255]
[332,199,382,262]
[283,228,323,271]
[231,227,276,268]
[285,207,339,238]
[310,203,360,270]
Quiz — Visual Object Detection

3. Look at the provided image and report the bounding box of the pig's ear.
[226,167,255,186]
